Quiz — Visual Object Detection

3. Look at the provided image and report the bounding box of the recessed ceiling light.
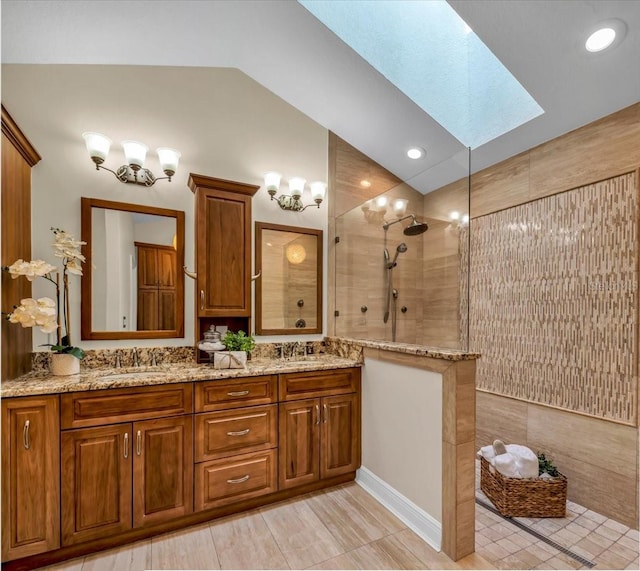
[407,147,425,160]
[585,27,616,52]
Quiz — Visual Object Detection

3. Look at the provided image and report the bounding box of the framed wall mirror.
[255,222,323,335]
[80,197,185,340]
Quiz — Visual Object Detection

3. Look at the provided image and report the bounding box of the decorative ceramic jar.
[50,353,81,376]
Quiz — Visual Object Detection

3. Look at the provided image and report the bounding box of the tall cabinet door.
[320,394,361,479]
[133,415,193,528]
[278,399,320,489]
[195,187,252,316]
[61,424,132,545]
[1,396,60,562]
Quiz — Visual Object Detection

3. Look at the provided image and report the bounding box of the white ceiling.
[2,0,639,194]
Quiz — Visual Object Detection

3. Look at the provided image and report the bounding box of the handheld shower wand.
[384,243,408,322]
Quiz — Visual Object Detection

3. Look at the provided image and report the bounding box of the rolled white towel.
[508,444,539,479]
[494,452,522,478]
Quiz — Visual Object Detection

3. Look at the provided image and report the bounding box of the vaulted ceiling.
[2,0,639,193]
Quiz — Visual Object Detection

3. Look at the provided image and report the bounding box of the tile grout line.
[475,497,596,568]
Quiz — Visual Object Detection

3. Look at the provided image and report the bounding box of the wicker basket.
[480,456,567,518]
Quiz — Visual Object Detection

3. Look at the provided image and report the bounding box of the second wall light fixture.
[82,132,181,187]
[264,172,326,212]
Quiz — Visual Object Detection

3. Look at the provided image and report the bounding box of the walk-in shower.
[383,214,428,341]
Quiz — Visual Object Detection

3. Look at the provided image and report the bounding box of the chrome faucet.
[149,350,158,367]
[114,350,122,369]
[132,347,139,367]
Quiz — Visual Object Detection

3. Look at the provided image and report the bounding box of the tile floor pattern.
[36,473,638,571]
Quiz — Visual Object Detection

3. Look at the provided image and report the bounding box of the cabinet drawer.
[279,368,360,401]
[195,375,277,412]
[194,449,277,511]
[195,405,277,462]
[61,383,193,429]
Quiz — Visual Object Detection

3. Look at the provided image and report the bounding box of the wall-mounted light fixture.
[264,172,326,212]
[82,132,181,187]
[362,196,408,224]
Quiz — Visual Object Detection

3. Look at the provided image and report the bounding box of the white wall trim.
[356,466,442,551]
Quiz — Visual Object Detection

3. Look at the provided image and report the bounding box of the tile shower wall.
[469,172,637,425]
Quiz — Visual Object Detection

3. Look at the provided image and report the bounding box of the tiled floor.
[474,462,639,570]
[37,473,639,571]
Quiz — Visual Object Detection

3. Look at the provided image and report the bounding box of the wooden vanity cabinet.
[60,384,193,546]
[194,375,279,511]
[279,368,361,489]
[1,395,60,562]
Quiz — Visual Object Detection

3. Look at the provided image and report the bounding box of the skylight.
[298,0,544,149]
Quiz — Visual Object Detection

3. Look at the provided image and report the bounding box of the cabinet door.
[278,399,320,489]
[196,187,252,317]
[133,415,193,528]
[320,394,361,479]
[1,396,60,562]
[61,424,132,545]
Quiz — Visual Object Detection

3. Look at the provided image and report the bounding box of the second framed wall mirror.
[80,197,185,340]
[255,222,323,335]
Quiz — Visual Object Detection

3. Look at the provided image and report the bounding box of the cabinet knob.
[23,419,30,450]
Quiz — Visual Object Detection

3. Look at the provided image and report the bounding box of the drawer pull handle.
[315,405,320,425]
[200,290,205,310]
[124,432,129,459]
[323,403,328,424]
[227,390,249,397]
[136,430,142,456]
[23,420,30,450]
[227,428,250,437]
[227,474,250,484]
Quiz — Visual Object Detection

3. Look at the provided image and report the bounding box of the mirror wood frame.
[80,197,185,340]
[255,222,323,335]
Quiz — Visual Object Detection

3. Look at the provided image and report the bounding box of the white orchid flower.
[7,259,57,281]
[8,297,58,334]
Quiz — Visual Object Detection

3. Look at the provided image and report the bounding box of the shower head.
[404,216,429,236]
[389,243,408,268]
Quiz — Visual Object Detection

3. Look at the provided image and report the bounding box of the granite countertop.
[326,336,480,361]
[1,355,362,398]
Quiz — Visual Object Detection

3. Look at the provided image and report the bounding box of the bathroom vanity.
[1,357,361,569]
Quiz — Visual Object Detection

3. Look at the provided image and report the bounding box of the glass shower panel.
[334,149,470,350]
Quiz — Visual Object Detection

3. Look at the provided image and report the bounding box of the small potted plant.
[4,227,86,375]
[213,330,255,369]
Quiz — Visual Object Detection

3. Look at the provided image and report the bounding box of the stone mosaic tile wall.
[468,172,638,425]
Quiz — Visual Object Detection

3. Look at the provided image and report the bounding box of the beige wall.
[361,355,443,522]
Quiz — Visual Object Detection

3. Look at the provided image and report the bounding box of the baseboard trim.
[356,466,441,551]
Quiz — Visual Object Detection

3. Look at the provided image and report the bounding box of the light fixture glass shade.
[288,177,306,199]
[264,171,282,192]
[121,140,148,170]
[310,181,327,202]
[392,198,408,216]
[157,148,181,175]
[375,196,388,212]
[82,132,112,163]
[407,147,425,159]
[286,243,307,264]
[450,211,460,221]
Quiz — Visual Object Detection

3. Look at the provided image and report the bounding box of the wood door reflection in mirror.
[255,223,322,335]
[81,198,185,340]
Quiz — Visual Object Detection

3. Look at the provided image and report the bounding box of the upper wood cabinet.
[136,242,178,331]
[1,395,60,562]
[189,174,259,318]
[1,106,41,380]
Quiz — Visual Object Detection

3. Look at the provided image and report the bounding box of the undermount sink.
[97,370,168,381]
